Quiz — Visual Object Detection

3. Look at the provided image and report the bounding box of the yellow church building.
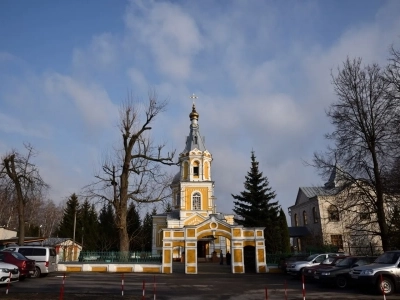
[152,100,267,274]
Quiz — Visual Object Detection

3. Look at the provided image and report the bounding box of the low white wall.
[57,263,162,273]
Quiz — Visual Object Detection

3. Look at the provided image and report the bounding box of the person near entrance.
[226,251,231,265]
[220,251,224,265]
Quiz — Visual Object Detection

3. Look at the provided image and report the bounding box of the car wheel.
[336,276,347,288]
[32,267,41,278]
[378,276,394,295]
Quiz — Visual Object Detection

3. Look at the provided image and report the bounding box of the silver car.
[0,262,19,284]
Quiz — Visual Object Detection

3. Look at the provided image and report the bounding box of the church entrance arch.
[161,215,267,274]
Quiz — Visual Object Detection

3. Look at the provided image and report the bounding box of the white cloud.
[0,112,51,138]
[72,33,119,72]
[124,0,203,80]
[44,73,118,131]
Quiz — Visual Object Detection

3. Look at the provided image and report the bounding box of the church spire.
[182,95,206,153]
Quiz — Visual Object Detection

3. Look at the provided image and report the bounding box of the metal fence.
[59,251,161,263]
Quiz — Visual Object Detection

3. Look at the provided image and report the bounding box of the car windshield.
[336,257,353,267]
[321,257,336,264]
[374,252,400,264]
[305,254,319,262]
[11,252,28,260]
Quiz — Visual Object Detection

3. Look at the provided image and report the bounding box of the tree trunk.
[118,205,129,252]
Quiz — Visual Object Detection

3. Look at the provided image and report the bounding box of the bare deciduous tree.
[313,55,400,251]
[0,144,49,245]
[86,91,176,252]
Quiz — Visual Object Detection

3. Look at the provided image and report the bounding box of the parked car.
[350,250,400,295]
[279,254,309,273]
[302,255,346,281]
[2,246,57,278]
[0,251,35,280]
[314,256,376,288]
[0,261,19,285]
[286,253,342,277]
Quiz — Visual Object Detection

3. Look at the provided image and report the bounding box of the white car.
[286,253,341,277]
[0,262,19,284]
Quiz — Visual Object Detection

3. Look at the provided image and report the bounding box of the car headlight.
[360,269,374,275]
[321,272,330,276]
[0,268,9,272]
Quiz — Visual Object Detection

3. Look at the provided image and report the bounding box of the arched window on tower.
[193,161,199,177]
[294,213,298,226]
[192,192,201,210]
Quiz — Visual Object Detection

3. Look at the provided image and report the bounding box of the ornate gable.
[183,213,207,226]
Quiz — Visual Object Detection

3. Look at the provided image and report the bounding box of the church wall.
[204,161,209,180]
[184,187,209,210]
[183,161,188,180]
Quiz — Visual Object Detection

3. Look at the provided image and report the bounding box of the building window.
[194,136,198,144]
[312,207,318,223]
[294,213,298,226]
[328,205,340,221]
[193,161,199,177]
[360,205,370,220]
[303,210,307,225]
[192,192,201,210]
[331,235,343,249]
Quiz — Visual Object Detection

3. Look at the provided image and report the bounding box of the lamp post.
[39,224,42,237]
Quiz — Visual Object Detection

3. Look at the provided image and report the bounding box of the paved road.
[2,263,400,300]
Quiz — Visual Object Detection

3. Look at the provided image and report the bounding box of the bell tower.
[170,98,215,222]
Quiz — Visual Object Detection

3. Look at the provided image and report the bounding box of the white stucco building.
[288,167,383,254]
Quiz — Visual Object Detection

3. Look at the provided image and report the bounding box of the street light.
[39,225,42,237]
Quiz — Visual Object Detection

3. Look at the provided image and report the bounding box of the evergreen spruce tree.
[278,208,291,253]
[142,212,152,251]
[127,203,141,252]
[139,207,157,252]
[98,203,118,251]
[232,151,281,252]
[165,202,173,213]
[56,193,80,238]
[79,199,99,251]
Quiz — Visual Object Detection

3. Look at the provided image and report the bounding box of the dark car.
[314,256,377,289]
[302,256,346,281]
[0,251,36,280]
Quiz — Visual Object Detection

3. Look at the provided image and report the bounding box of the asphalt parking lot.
[1,263,400,300]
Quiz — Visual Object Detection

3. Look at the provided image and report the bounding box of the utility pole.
[72,209,77,261]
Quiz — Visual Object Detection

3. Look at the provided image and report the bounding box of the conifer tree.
[165,202,173,212]
[142,212,153,251]
[79,199,99,251]
[232,151,280,227]
[98,203,118,251]
[127,203,141,251]
[56,193,80,238]
[278,208,291,253]
[232,151,281,252]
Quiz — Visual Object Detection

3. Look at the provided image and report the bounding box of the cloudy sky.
[1,0,399,220]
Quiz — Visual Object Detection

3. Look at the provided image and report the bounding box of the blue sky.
[1,0,399,219]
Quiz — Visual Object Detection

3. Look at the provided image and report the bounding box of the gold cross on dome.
[190,93,198,105]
